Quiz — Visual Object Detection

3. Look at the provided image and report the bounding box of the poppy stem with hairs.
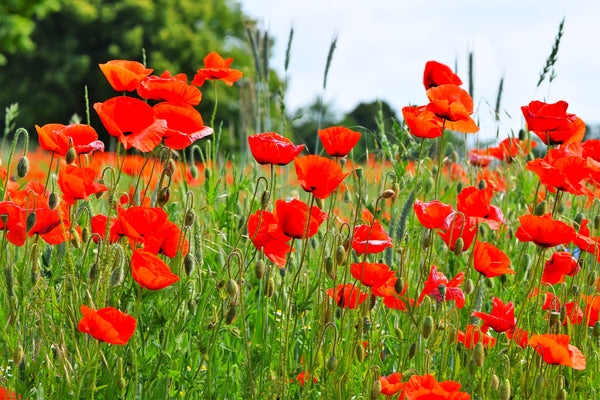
[43,152,55,196]
[414,138,425,196]
[210,80,218,131]
[434,120,447,199]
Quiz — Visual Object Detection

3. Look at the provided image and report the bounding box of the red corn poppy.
[0,201,26,246]
[57,165,108,205]
[468,148,494,167]
[528,334,586,370]
[77,305,136,345]
[401,105,443,139]
[472,297,516,333]
[398,374,470,400]
[154,101,213,150]
[521,100,586,145]
[0,387,20,400]
[131,249,180,290]
[425,84,479,133]
[99,60,153,92]
[28,206,70,245]
[582,138,600,162]
[457,325,496,349]
[248,132,305,166]
[515,213,576,248]
[350,262,395,288]
[326,284,368,309]
[372,275,404,298]
[142,219,189,258]
[417,265,465,308]
[541,251,579,285]
[248,210,294,267]
[413,199,454,230]
[191,52,243,86]
[317,126,361,157]
[36,123,105,157]
[108,206,169,246]
[437,212,477,253]
[489,137,537,162]
[507,328,529,349]
[275,198,327,239]
[294,371,317,385]
[457,186,505,230]
[423,61,462,90]
[581,295,600,327]
[352,221,393,254]
[477,169,506,192]
[380,372,403,395]
[473,241,515,278]
[94,96,168,152]
[137,71,202,105]
[294,155,350,199]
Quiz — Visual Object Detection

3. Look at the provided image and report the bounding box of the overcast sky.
[240,0,600,140]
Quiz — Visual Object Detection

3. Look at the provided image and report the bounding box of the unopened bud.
[158,187,170,207]
[261,190,270,210]
[571,284,579,296]
[14,344,24,366]
[254,259,266,280]
[370,380,382,399]
[478,179,486,190]
[89,262,99,284]
[69,227,80,249]
[326,355,338,372]
[491,373,499,391]
[81,226,90,243]
[184,253,196,277]
[325,256,335,280]
[574,212,584,226]
[472,341,485,367]
[110,265,124,286]
[533,200,547,216]
[381,189,395,199]
[225,307,237,325]
[424,177,434,193]
[422,230,432,249]
[16,156,29,178]
[550,311,561,325]
[593,321,600,338]
[391,182,400,199]
[499,378,511,400]
[49,192,59,210]
[408,342,417,359]
[66,147,77,165]
[342,238,350,252]
[335,245,346,265]
[315,197,325,210]
[534,374,545,394]
[395,326,404,340]
[456,181,463,194]
[265,278,275,297]
[453,238,464,255]
[394,276,404,294]
[26,211,37,232]
[184,209,195,227]
[422,316,434,339]
[190,165,199,179]
[226,279,239,297]
[356,343,365,363]
[556,389,566,400]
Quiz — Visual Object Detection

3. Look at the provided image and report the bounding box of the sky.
[240,0,600,140]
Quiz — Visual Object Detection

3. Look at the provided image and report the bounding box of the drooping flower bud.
[326,355,338,372]
[422,316,434,339]
[16,156,29,178]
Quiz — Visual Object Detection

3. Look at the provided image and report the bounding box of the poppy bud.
[559,306,567,324]
[335,245,346,265]
[5,264,15,300]
[265,278,275,297]
[472,341,485,367]
[453,238,464,255]
[550,311,560,325]
[184,209,195,228]
[184,253,196,277]
[588,270,597,287]
[16,156,29,178]
[25,211,37,232]
[408,342,417,359]
[80,226,90,244]
[326,355,338,372]
[370,380,382,399]
[49,192,59,210]
[533,200,547,216]
[66,147,77,165]
[571,284,579,296]
[456,181,463,194]
[594,215,600,230]
[593,321,600,338]
[437,283,446,298]
[158,187,170,207]
[342,238,350,252]
[395,326,404,340]
[254,259,266,280]
[110,265,124,287]
[491,373,499,391]
[226,279,239,297]
[421,230,432,249]
[260,190,270,210]
[394,276,404,294]
[355,167,363,179]
[381,189,395,199]
[187,299,198,315]
[279,267,286,279]
[14,343,24,366]
[478,179,486,190]
[392,182,400,199]
[424,177,434,193]
[364,318,372,332]
[323,308,333,325]
[422,316,434,339]
[534,374,545,394]
[190,165,199,179]
[464,278,474,295]
[69,227,80,249]
[574,212,584,227]
[557,203,565,214]
[557,389,567,400]
[0,213,7,225]
[315,197,325,210]
[447,327,457,345]
[205,167,211,181]
[325,256,335,280]
[498,378,511,400]
[225,306,237,325]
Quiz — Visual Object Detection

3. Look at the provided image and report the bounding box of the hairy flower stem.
[433,120,447,199]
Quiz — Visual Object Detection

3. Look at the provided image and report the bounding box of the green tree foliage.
[0,0,253,147]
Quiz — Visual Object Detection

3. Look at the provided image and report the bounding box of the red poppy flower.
[399,374,470,400]
[191,52,243,86]
[275,198,327,239]
[507,328,529,349]
[248,210,294,267]
[248,132,305,165]
[473,241,515,278]
[437,212,477,253]
[582,139,600,162]
[94,96,168,152]
[477,169,506,192]
[131,249,180,290]
[77,305,136,345]
[468,148,494,167]
[137,71,202,105]
[515,213,576,248]
[57,165,108,205]
[490,138,537,162]
[457,325,496,349]
[101,206,169,246]
[528,334,586,370]
[541,251,579,285]
[457,186,505,230]
[581,295,600,327]
[28,206,70,245]
[294,155,350,199]
[326,284,368,309]
[0,201,26,246]
[423,61,463,90]
[350,262,395,287]
[352,221,393,254]
[472,297,516,333]
[317,126,361,157]
[413,199,454,230]
[417,265,465,308]
[142,219,189,258]
[0,387,20,400]
[425,84,479,133]
[294,371,317,385]
[380,372,403,395]
[99,60,153,92]
[401,106,443,139]
[521,100,586,145]
[154,101,213,150]
[36,123,105,157]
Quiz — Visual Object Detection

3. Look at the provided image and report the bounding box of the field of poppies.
[1,48,600,400]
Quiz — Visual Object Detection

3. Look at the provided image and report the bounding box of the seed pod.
[422,316,434,339]
[16,156,30,179]
[326,355,338,372]
[381,189,395,199]
[356,343,365,363]
[335,245,346,265]
[499,379,511,400]
[184,209,195,227]
[225,306,237,325]
[533,200,547,216]
[226,279,239,297]
[394,276,404,294]
[370,380,382,399]
[437,283,447,298]
[254,259,266,280]
[534,374,545,394]
[265,278,275,297]
[408,342,417,359]
[355,167,363,179]
[260,190,270,210]
[49,192,59,210]
[158,187,170,207]
[464,279,474,295]
[453,238,464,255]
[184,254,196,277]
[490,373,499,391]
[472,341,485,367]
[25,211,37,232]
[315,197,325,210]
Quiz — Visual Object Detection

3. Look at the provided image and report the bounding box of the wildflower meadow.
[1,19,600,400]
